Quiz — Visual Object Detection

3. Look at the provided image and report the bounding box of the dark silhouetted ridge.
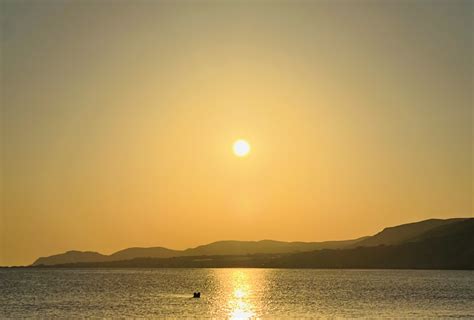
[33,251,108,266]
[31,217,472,269]
[351,218,467,247]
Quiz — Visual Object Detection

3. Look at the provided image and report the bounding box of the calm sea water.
[1,268,473,318]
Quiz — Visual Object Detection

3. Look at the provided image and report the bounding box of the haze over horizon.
[1,1,472,266]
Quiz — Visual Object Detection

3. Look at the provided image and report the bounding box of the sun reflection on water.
[227,270,256,320]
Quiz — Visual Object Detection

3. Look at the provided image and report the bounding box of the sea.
[1,268,473,318]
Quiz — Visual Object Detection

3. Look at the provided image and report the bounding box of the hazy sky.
[1,0,472,266]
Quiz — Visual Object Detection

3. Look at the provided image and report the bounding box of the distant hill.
[181,239,365,256]
[32,238,364,266]
[39,218,473,270]
[31,217,470,267]
[270,218,474,269]
[351,218,467,247]
[33,251,109,266]
[109,247,182,261]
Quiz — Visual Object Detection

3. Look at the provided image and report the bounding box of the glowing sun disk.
[233,139,251,157]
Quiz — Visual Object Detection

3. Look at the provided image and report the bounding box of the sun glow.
[233,139,251,157]
[228,271,255,320]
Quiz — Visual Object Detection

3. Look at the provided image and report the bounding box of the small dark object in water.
[193,292,201,298]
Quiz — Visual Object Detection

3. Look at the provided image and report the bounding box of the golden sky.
[1,0,472,266]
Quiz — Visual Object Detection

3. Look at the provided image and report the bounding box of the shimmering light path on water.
[1,268,473,318]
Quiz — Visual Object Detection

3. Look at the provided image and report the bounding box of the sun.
[233,139,251,157]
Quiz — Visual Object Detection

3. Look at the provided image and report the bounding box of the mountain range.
[31,217,472,269]
[32,238,366,266]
